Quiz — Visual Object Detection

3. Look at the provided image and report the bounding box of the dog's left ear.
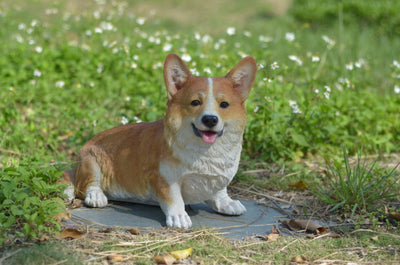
[226,56,257,100]
[164,53,192,100]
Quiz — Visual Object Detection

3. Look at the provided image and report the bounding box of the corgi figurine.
[63,53,257,228]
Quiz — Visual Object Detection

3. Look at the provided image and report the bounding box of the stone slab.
[70,200,284,240]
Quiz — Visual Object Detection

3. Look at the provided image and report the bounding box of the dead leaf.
[126,227,141,235]
[54,211,71,223]
[388,212,400,221]
[39,234,50,242]
[280,219,327,234]
[371,236,379,241]
[289,181,309,190]
[153,254,176,265]
[266,226,281,241]
[170,247,193,259]
[70,199,84,208]
[56,228,85,239]
[291,255,310,264]
[57,131,74,140]
[107,255,124,263]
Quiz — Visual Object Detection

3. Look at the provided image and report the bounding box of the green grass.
[0,0,399,260]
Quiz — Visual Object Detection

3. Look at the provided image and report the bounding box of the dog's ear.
[225,56,257,100]
[164,54,192,100]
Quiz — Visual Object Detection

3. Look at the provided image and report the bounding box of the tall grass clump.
[313,148,399,215]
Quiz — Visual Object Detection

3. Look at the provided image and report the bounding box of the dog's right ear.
[164,54,192,100]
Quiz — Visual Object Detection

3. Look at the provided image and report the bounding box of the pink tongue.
[201,131,218,144]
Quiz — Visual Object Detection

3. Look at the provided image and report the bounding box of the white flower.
[289,100,302,114]
[253,106,259,113]
[190,68,199,76]
[393,60,400,68]
[136,17,146,25]
[312,56,320,62]
[324,91,330,99]
[97,63,104,73]
[133,116,142,123]
[33,69,42,77]
[163,43,172,52]
[324,85,331,92]
[55,80,65,88]
[346,62,354,71]
[34,46,42,53]
[131,62,137,69]
[203,67,212,74]
[288,55,303,66]
[227,27,236,36]
[92,120,97,127]
[194,32,201,40]
[121,116,129,125]
[314,89,319,93]
[285,32,295,42]
[181,53,191,62]
[85,30,92,36]
[94,27,103,34]
[395,85,400,94]
[124,96,131,101]
[265,96,271,102]
[322,35,336,49]
[271,61,279,70]
[243,31,251,37]
[355,58,366,68]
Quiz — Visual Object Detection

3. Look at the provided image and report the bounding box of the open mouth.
[191,124,224,144]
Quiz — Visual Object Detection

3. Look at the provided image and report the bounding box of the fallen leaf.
[107,255,124,262]
[39,234,50,242]
[371,236,379,241]
[54,211,71,223]
[153,254,176,265]
[126,227,141,235]
[267,226,281,241]
[280,219,327,234]
[289,181,309,190]
[56,228,85,239]
[291,255,310,264]
[71,199,84,208]
[388,212,400,221]
[170,247,193,259]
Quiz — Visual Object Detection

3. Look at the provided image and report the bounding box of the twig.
[0,148,21,155]
[233,186,293,205]
[0,249,22,263]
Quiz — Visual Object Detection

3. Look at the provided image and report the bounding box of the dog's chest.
[160,137,242,203]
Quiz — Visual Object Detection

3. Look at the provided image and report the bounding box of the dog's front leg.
[158,182,192,229]
[206,188,246,216]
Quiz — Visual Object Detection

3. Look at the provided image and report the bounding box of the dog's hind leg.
[74,155,108,208]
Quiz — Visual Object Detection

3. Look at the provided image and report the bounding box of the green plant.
[313,148,399,215]
[0,158,66,245]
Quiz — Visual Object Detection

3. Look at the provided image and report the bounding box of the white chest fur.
[160,128,243,204]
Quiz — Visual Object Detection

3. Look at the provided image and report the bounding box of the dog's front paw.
[208,198,246,216]
[166,212,192,229]
[85,187,108,208]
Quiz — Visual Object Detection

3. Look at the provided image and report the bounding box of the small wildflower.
[121,116,129,125]
[203,67,212,74]
[97,63,104,73]
[285,32,295,42]
[131,62,137,69]
[257,63,265,70]
[94,27,103,34]
[181,53,191,62]
[152,62,162,69]
[9,87,15,92]
[314,89,319,93]
[395,85,400,94]
[194,32,201,40]
[254,106,259,113]
[265,96,271,102]
[346,61,354,71]
[289,100,302,114]
[312,56,320,62]
[355,58,366,68]
[238,51,247,58]
[85,30,92,36]
[136,17,146,25]
[33,69,42,77]
[90,82,95,87]
[263,77,272,83]
[163,43,172,52]
[271,61,279,70]
[243,31,251,37]
[190,68,199,76]
[324,85,331,92]
[133,116,142,123]
[324,91,330,99]
[92,120,97,127]
[55,80,65,88]
[288,55,303,66]
[34,46,43,53]
[322,35,336,49]
[226,27,236,36]
[393,60,400,68]
[124,96,131,101]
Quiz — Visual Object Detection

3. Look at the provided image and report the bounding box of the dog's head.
[163,53,256,146]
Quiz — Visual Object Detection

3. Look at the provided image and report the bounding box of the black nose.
[202,115,219,128]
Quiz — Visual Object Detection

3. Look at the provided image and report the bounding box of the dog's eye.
[190,100,201,107]
[220,101,229,109]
